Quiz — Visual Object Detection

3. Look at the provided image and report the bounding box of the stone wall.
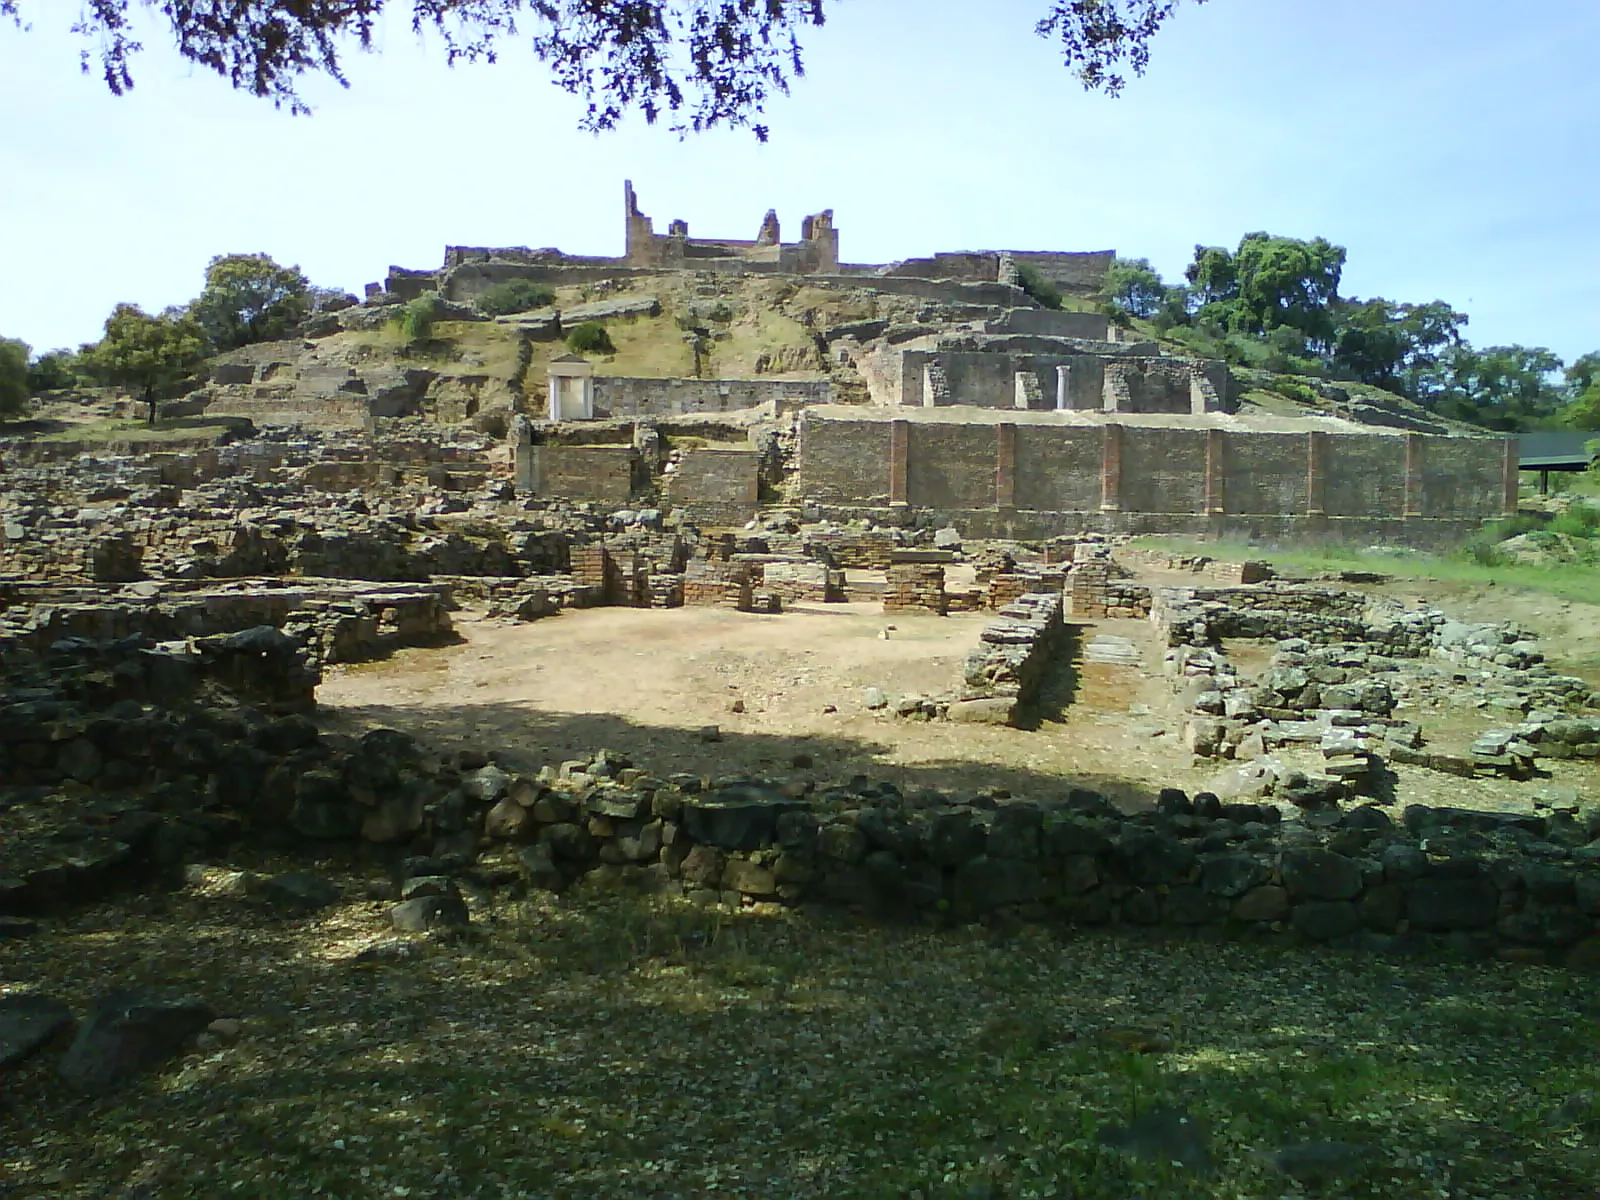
[665,449,761,526]
[593,377,829,419]
[521,445,637,504]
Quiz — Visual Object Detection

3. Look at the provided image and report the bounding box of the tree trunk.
[145,384,156,426]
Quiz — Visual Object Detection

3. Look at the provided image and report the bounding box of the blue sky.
[2,0,1596,363]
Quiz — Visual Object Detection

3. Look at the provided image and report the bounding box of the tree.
[1423,344,1565,431]
[1103,257,1167,319]
[0,336,28,418]
[25,348,88,392]
[1185,233,1346,350]
[566,322,614,354]
[189,253,310,350]
[1331,298,1467,395]
[1,1,1203,136]
[87,304,208,424]
[1559,352,1600,431]
[475,279,558,317]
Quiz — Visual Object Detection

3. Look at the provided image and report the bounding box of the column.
[996,423,1017,509]
[1100,423,1123,512]
[1403,434,1424,517]
[1204,428,1226,515]
[1502,437,1520,515]
[1306,431,1327,517]
[889,419,909,506]
[547,373,562,421]
[1055,364,1071,411]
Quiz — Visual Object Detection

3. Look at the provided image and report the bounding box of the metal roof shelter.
[1518,431,1599,493]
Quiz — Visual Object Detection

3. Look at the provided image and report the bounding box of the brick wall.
[797,418,893,506]
[906,424,999,509]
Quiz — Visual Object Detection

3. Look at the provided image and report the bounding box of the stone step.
[1084,636,1141,666]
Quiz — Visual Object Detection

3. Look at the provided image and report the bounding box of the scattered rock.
[0,993,75,1068]
[58,990,215,1093]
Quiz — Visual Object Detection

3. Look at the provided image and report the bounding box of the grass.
[1138,532,1600,604]
[5,856,1600,1199]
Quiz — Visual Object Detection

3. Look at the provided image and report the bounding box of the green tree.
[1559,352,1600,430]
[2,1,1203,134]
[1103,257,1167,319]
[87,304,208,425]
[475,279,558,317]
[1014,263,1063,310]
[189,253,310,350]
[1331,298,1467,395]
[25,348,87,392]
[0,336,28,417]
[566,322,615,354]
[1186,233,1346,350]
[1423,344,1565,431]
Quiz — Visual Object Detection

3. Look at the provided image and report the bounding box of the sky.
[2,0,1597,364]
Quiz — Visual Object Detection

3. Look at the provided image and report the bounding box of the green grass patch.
[6,873,1600,1199]
[1137,533,1600,603]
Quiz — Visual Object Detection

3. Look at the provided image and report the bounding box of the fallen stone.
[58,990,215,1093]
[390,894,470,932]
[0,993,75,1068]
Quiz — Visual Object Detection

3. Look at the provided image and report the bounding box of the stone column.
[889,419,910,506]
[1502,437,1520,515]
[1055,364,1071,411]
[582,376,595,419]
[996,423,1017,509]
[1204,428,1226,515]
[1100,423,1124,512]
[1306,431,1328,517]
[547,374,562,421]
[1403,434,1425,517]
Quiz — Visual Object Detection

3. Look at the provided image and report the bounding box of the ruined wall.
[665,449,761,525]
[198,395,374,431]
[795,414,1511,544]
[794,419,893,506]
[1419,435,1508,518]
[1013,425,1101,511]
[905,424,997,509]
[1117,426,1206,513]
[1323,434,1406,518]
[1222,431,1307,516]
[1008,250,1116,295]
[524,445,636,504]
[593,377,829,418]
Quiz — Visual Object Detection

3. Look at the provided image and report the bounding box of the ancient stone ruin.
[3,182,1596,988]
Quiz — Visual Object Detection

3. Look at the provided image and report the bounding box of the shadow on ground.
[318,692,1161,812]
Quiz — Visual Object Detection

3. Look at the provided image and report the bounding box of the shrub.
[1549,503,1600,539]
[566,322,615,355]
[1014,263,1063,310]
[394,292,446,344]
[475,279,557,317]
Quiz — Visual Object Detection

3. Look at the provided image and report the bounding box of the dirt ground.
[318,575,1600,815]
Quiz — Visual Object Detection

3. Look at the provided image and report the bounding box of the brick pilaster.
[1100,423,1123,512]
[1502,437,1520,515]
[996,422,1017,509]
[1404,434,1425,517]
[889,420,909,506]
[1306,431,1327,517]
[1204,428,1226,515]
